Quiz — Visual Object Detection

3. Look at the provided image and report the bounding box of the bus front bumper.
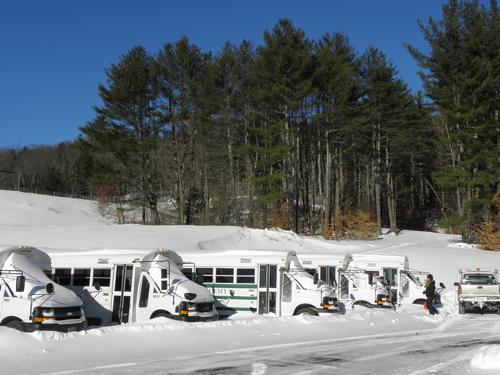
[19,320,87,333]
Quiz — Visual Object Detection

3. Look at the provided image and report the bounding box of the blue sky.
[0,1,456,147]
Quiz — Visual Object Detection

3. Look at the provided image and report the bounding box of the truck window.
[54,268,71,286]
[93,268,111,287]
[139,276,150,308]
[236,268,255,283]
[216,268,234,283]
[73,269,91,286]
[463,274,497,285]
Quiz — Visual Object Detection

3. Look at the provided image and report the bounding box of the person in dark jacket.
[423,274,438,315]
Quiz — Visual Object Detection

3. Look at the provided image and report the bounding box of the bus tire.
[295,306,318,316]
[150,310,171,320]
[2,317,24,331]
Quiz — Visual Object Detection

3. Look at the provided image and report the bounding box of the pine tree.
[80,46,162,224]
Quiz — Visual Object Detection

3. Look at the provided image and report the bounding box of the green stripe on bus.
[203,283,257,289]
[214,295,257,301]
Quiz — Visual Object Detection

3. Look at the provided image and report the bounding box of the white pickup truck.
[454,269,500,314]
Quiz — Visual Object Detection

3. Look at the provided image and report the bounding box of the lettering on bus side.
[152,294,168,299]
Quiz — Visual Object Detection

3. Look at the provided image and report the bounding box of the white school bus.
[300,253,427,306]
[0,246,86,332]
[179,250,338,317]
[47,249,218,325]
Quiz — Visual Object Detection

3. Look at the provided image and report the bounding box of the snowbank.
[0,306,442,375]
[470,345,500,370]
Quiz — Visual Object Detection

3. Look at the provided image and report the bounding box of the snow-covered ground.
[0,191,499,374]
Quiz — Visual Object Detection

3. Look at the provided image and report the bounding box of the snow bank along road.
[1,307,499,375]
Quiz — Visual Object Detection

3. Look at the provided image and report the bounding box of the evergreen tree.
[80,46,162,224]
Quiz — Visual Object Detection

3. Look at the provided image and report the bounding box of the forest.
[0,0,498,246]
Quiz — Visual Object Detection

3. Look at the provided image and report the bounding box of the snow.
[0,190,499,374]
[471,345,500,370]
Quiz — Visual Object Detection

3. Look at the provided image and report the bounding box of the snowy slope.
[0,190,110,226]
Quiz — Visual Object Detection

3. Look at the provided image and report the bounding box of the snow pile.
[470,345,500,370]
[0,190,109,226]
[197,226,359,253]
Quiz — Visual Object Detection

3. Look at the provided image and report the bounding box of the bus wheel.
[295,307,318,316]
[3,318,24,331]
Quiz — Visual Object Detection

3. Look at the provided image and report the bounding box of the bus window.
[138,276,150,308]
[196,268,214,284]
[73,269,91,286]
[282,274,292,302]
[182,267,194,280]
[366,271,379,286]
[93,268,111,287]
[269,265,277,288]
[54,268,71,286]
[216,268,234,283]
[383,268,398,287]
[236,268,255,284]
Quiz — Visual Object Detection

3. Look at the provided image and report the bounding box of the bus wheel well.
[150,310,171,319]
[293,304,318,316]
[412,298,426,305]
[1,316,22,326]
[352,300,371,308]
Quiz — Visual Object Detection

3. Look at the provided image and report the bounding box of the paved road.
[50,315,500,375]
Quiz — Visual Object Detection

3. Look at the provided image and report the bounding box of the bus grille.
[197,303,213,313]
[54,307,82,321]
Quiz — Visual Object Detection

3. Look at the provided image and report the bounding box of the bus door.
[319,266,337,286]
[258,264,277,315]
[383,267,398,302]
[111,264,134,323]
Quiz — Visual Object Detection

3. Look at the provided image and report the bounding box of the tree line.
[1,0,498,240]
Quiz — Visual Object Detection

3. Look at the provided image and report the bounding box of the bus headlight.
[32,307,56,323]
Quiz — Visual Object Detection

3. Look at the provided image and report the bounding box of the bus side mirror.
[313,272,319,285]
[94,281,102,291]
[16,276,25,292]
[46,283,55,294]
[439,282,446,289]
[453,282,460,287]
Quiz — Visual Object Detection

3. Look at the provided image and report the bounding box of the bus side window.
[54,268,71,286]
[73,269,91,286]
[195,268,214,285]
[160,268,169,290]
[139,276,150,308]
[93,268,111,287]
[366,271,379,286]
[282,275,292,302]
[182,267,194,280]
[216,268,234,283]
[236,269,255,284]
